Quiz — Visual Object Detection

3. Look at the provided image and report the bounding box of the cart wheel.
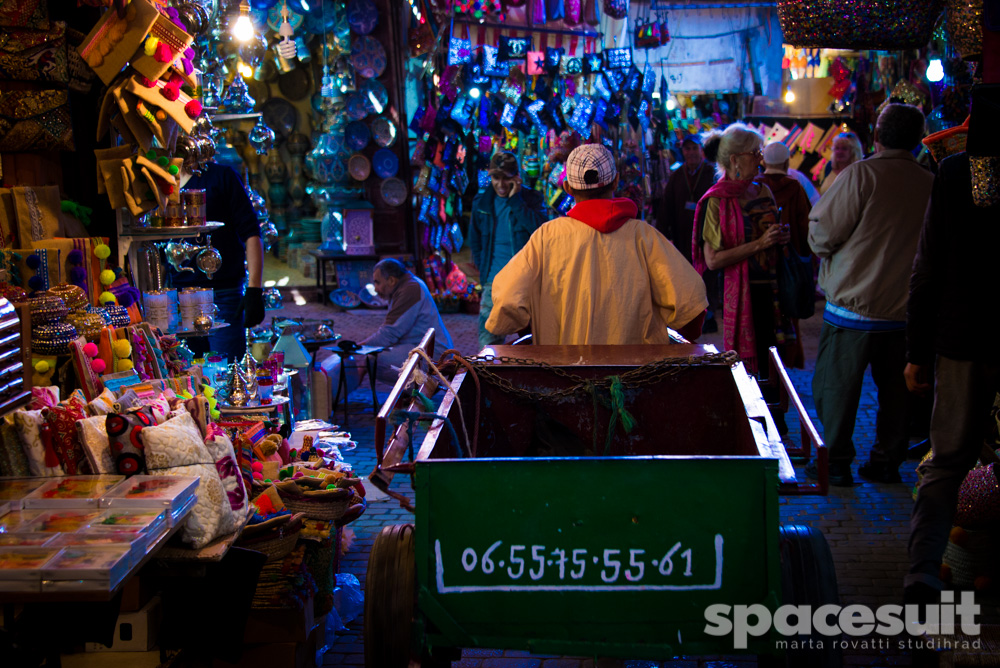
[365,524,416,668]
[760,524,842,668]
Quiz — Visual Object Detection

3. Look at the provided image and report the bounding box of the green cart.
[366,332,837,667]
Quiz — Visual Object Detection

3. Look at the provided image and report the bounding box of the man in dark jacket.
[905,151,1000,607]
[468,152,547,348]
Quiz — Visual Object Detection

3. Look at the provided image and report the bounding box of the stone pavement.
[269,303,966,668]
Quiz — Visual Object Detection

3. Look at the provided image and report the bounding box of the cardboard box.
[85,595,161,652]
[243,595,315,643]
[214,622,321,668]
[119,573,155,612]
[61,650,160,668]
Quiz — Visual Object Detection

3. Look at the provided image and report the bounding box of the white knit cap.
[762,141,791,165]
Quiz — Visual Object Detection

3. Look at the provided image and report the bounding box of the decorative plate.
[372,148,398,178]
[277,67,311,101]
[345,92,369,120]
[302,6,337,34]
[379,177,407,206]
[371,116,397,147]
[346,0,378,34]
[331,289,361,309]
[261,98,298,138]
[350,35,386,79]
[345,120,370,150]
[358,286,387,308]
[348,153,371,181]
[267,5,304,32]
[359,78,388,114]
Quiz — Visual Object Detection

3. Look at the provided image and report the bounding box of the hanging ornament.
[248,116,276,154]
[221,74,256,113]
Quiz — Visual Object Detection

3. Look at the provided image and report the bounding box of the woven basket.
[943,528,1000,587]
[237,513,305,562]
[275,480,351,520]
[778,0,944,49]
[923,124,969,163]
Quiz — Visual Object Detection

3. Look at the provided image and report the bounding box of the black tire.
[365,524,416,668]
[760,524,842,668]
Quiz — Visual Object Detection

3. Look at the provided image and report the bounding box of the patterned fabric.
[71,337,105,401]
[86,388,117,416]
[113,388,143,413]
[12,409,63,476]
[0,0,49,29]
[76,415,114,474]
[564,144,617,190]
[27,386,59,410]
[143,413,232,549]
[43,401,90,475]
[183,395,210,438]
[0,420,31,476]
[105,407,155,476]
[0,23,68,84]
[0,89,74,152]
[205,425,247,523]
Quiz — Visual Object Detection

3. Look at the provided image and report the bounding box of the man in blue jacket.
[468,152,547,348]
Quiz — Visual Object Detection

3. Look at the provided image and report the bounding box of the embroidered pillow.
[76,415,114,474]
[140,412,211,470]
[183,395,210,438]
[105,407,155,476]
[204,425,247,527]
[43,402,90,475]
[12,410,63,476]
[159,462,232,549]
[86,388,117,416]
[113,388,143,413]
[0,421,32,477]
[27,386,60,410]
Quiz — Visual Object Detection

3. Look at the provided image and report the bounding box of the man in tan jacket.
[486,144,707,345]
[806,104,932,487]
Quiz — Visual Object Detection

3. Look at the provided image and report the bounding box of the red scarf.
[691,177,759,373]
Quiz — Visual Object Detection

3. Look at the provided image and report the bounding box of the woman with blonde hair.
[692,123,796,380]
[819,131,864,195]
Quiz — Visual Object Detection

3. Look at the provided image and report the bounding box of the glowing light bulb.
[232,1,253,42]
[469,87,481,99]
[784,89,796,103]
[926,59,944,83]
[666,96,677,111]
[237,61,253,78]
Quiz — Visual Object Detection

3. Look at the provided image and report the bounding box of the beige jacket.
[485,216,708,345]
[808,149,933,321]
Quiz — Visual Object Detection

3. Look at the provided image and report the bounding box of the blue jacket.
[468,187,547,283]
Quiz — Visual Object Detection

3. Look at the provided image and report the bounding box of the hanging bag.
[603,0,628,20]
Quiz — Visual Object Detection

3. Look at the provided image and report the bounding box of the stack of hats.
[29,293,78,356]
[51,284,105,342]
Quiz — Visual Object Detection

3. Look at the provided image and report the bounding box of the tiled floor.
[267,300,978,668]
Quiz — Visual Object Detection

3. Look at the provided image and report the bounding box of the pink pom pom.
[154,42,173,64]
[252,472,263,480]
[82,342,99,357]
[160,85,180,102]
[169,73,184,87]
[137,75,156,88]
[293,472,304,479]
[184,99,202,119]
[251,461,263,472]
[91,358,106,373]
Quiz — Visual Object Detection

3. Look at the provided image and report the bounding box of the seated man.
[361,258,454,384]
[486,144,708,345]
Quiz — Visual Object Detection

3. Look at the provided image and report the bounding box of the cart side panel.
[415,457,781,658]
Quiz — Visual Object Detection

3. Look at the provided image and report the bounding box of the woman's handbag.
[777,245,815,320]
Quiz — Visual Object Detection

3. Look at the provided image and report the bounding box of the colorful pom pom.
[161,85,180,102]
[25,254,40,270]
[145,150,157,160]
[138,75,156,88]
[117,359,134,372]
[182,58,194,75]
[95,244,111,260]
[203,386,215,398]
[83,342,99,357]
[99,269,116,286]
[154,42,173,64]
[184,99,203,119]
[33,360,49,373]
[99,291,116,305]
[251,461,263,472]
[157,156,169,167]
[183,47,195,60]
[69,267,86,283]
[67,249,84,264]
[144,37,159,57]
[112,339,132,358]
[27,276,43,291]
[168,165,179,176]
[91,358,106,373]
[118,292,135,308]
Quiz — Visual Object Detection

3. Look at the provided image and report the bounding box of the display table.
[326,344,384,429]
[308,251,378,306]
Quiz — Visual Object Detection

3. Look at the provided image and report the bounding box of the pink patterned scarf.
[691,177,758,373]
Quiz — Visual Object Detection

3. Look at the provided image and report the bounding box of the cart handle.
[767,346,829,496]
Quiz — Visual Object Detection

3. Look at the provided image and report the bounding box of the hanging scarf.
[691,177,758,373]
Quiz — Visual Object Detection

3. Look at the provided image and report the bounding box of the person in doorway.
[361,258,454,385]
[806,104,932,487]
[905,151,1000,609]
[486,144,707,345]
[467,152,547,349]
[176,163,265,361]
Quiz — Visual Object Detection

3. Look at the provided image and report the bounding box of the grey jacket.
[808,149,933,321]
